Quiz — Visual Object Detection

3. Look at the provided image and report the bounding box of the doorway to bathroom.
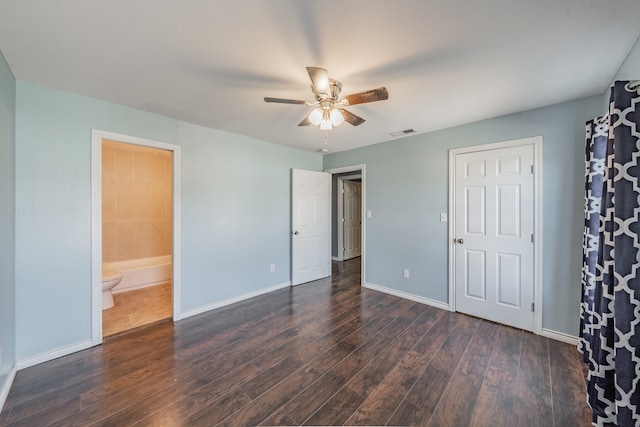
[91,130,181,344]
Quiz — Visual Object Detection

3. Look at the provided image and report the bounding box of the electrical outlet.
[270,264,276,272]
[403,269,410,279]
[440,212,448,222]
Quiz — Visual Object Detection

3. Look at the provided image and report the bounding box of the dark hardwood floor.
[0,258,592,426]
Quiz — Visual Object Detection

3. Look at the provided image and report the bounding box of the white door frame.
[90,129,181,345]
[325,164,366,285]
[336,174,362,261]
[448,137,542,335]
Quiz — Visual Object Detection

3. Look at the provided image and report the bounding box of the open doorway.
[334,174,362,261]
[326,165,366,285]
[100,140,173,337]
[91,130,181,344]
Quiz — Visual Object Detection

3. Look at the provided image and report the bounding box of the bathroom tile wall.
[102,139,172,262]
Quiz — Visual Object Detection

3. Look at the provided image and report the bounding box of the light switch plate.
[440,213,447,222]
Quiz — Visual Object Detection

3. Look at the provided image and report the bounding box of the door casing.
[90,129,182,345]
[325,164,366,285]
[448,137,542,335]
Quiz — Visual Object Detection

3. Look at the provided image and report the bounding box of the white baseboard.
[0,363,17,415]
[331,256,340,261]
[176,281,291,321]
[364,282,451,311]
[542,328,578,346]
[16,339,94,370]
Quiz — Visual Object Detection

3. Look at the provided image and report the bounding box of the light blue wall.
[14,82,321,360]
[178,122,318,311]
[323,95,602,336]
[0,50,16,394]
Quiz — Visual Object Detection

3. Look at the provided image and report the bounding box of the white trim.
[90,133,102,345]
[172,146,182,321]
[533,140,544,335]
[447,151,455,313]
[91,130,182,345]
[176,281,291,321]
[325,164,366,285]
[364,282,451,311]
[0,363,17,415]
[336,179,344,261]
[448,136,543,334]
[16,340,93,370]
[331,256,340,261]
[542,329,578,346]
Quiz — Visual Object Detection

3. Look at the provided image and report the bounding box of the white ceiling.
[1,1,639,153]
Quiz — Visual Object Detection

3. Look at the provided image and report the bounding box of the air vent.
[389,128,416,137]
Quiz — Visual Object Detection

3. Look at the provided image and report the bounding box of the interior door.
[343,180,362,260]
[453,144,535,331]
[291,169,331,286]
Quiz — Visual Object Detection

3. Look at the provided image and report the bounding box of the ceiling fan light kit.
[309,104,345,130]
[264,67,388,132]
[329,108,344,126]
[308,108,323,125]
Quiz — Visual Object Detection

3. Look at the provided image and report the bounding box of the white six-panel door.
[291,169,331,286]
[343,180,362,260]
[453,144,535,331]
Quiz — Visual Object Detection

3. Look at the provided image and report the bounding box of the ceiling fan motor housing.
[329,79,342,101]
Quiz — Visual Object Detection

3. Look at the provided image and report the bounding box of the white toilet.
[102,271,123,310]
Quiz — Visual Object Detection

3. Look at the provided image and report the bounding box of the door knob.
[293,231,299,235]
[455,238,464,244]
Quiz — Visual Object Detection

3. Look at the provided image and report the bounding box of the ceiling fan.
[264,67,389,130]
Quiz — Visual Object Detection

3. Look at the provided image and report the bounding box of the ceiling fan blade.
[298,117,312,126]
[339,109,365,126]
[341,87,389,106]
[306,67,330,97]
[264,97,307,105]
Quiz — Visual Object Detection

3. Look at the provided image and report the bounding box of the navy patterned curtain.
[579,114,607,369]
[579,80,640,426]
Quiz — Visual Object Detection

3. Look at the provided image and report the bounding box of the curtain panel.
[580,80,640,426]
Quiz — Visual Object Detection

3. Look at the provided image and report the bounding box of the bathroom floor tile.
[102,282,172,337]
